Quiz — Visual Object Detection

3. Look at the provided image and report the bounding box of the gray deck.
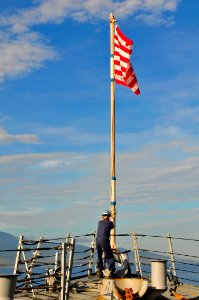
[160,284,199,300]
[14,283,199,300]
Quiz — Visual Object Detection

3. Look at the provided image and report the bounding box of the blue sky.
[0,0,199,246]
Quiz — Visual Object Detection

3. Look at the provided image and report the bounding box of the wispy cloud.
[0,128,40,144]
[0,132,199,237]
[0,31,56,81]
[173,107,199,123]
[0,152,88,166]
[1,0,198,241]
[1,0,180,32]
[0,0,180,81]
[42,126,109,146]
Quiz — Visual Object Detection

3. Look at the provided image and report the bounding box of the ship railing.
[0,235,77,299]
[71,231,199,288]
[0,231,198,299]
[9,232,96,299]
[127,232,199,289]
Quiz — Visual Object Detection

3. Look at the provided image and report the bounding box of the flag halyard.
[114,25,140,95]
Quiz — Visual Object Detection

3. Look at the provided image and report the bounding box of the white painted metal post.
[167,233,177,277]
[132,233,142,277]
[55,251,61,271]
[13,235,23,275]
[28,236,43,275]
[61,242,66,300]
[13,235,35,298]
[88,232,96,277]
[65,239,75,300]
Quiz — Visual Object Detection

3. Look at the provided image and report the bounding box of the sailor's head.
[101,210,111,219]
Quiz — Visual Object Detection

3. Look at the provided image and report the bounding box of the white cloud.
[143,0,179,11]
[2,0,180,31]
[38,159,71,169]
[42,126,109,145]
[0,0,180,81]
[0,132,199,238]
[0,32,56,81]
[174,107,199,123]
[0,128,40,144]
[153,126,184,137]
[135,12,175,26]
[0,152,88,166]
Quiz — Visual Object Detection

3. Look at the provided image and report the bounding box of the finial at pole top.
[109,12,116,23]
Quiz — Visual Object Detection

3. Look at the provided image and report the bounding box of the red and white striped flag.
[114,25,140,95]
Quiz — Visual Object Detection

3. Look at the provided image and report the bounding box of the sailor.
[96,210,115,278]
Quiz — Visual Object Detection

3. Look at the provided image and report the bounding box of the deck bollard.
[151,260,167,290]
[0,275,17,300]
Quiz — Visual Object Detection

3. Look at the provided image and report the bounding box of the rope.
[73,262,89,268]
[73,233,94,238]
[135,233,165,238]
[74,255,90,261]
[178,276,199,283]
[72,268,88,275]
[138,248,168,255]
[170,252,199,259]
[113,233,131,237]
[114,250,131,254]
[172,260,199,267]
[131,233,199,242]
[26,261,56,266]
[169,237,199,242]
[17,273,53,283]
[139,255,159,260]
[44,240,63,245]
[141,269,150,274]
[74,248,91,254]
[0,246,61,253]
[22,241,45,245]
[175,268,199,275]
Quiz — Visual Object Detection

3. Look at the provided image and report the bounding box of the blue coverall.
[96,219,115,271]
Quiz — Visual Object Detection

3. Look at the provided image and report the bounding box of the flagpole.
[109,12,116,249]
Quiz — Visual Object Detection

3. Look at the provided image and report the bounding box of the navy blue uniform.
[96,219,115,271]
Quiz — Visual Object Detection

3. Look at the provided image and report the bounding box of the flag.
[114,25,140,95]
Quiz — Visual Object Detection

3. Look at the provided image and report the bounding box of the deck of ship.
[3,232,198,300]
[160,284,199,300]
[14,282,199,300]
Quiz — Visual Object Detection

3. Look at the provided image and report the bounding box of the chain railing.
[0,231,198,299]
